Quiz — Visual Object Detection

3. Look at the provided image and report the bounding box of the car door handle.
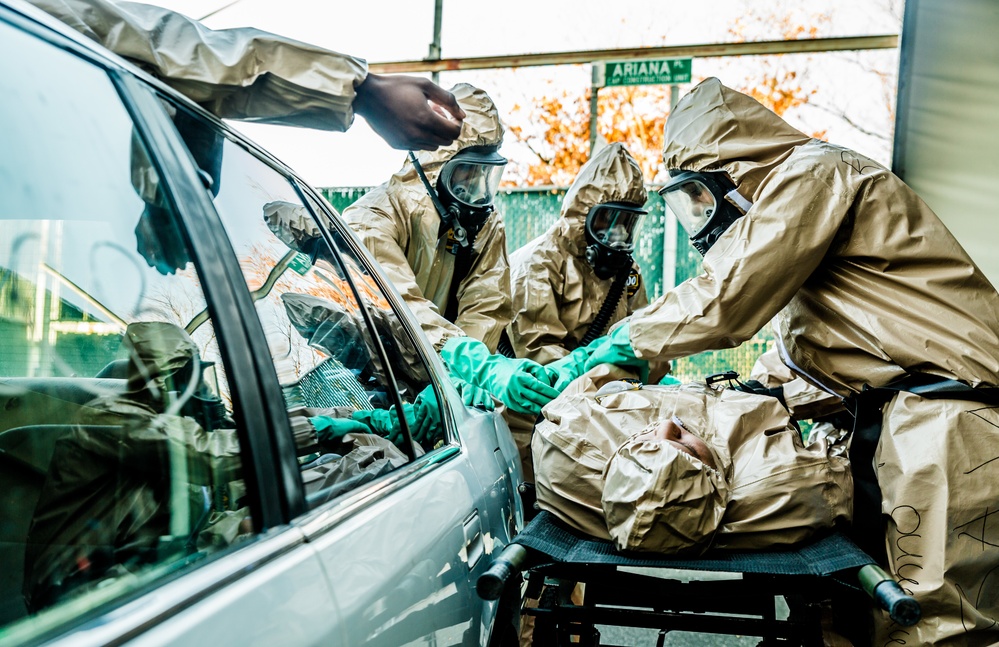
[463,510,484,570]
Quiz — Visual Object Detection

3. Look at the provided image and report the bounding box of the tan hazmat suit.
[532,365,851,554]
[26,0,367,130]
[507,142,650,363]
[23,323,244,610]
[628,77,999,644]
[749,347,845,422]
[504,143,649,480]
[343,84,511,352]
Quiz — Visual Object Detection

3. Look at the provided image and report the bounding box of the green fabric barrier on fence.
[320,186,772,383]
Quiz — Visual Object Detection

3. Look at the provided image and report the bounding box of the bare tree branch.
[810,102,890,141]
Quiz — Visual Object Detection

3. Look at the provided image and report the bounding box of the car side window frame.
[147,103,436,495]
[296,185,462,450]
[112,74,293,528]
[150,88,467,520]
[0,15,292,641]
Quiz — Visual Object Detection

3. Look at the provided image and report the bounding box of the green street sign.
[604,58,692,87]
[288,252,312,276]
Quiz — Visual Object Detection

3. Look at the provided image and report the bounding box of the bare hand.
[353,73,466,150]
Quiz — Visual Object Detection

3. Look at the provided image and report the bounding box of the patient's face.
[653,417,717,469]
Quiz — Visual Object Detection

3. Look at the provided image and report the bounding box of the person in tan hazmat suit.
[27,0,466,151]
[502,143,650,478]
[533,365,852,554]
[23,322,246,610]
[344,84,558,418]
[573,77,999,645]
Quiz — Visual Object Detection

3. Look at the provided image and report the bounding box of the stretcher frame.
[479,510,919,647]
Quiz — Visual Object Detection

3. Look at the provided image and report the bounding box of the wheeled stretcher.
[478,511,919,647]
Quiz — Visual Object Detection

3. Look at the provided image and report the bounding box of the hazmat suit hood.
[602,426,728,555]
[506,144,650,363]
[662,77,812,201]
[342,83,512,351]
[557,142,648,257]
[24,322,243,610]
[123,321,199,397]
[281,293,372,373]
[398,84,505,187]
[263,201,321,253]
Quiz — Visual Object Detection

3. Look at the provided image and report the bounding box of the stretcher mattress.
[516,511,872,577]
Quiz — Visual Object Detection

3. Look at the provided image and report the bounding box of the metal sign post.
[589,62,605,157]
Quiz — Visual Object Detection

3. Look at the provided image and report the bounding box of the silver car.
[0,2,524,645]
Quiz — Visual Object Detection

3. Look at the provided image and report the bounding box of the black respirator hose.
[578,264,632,347]
[495,331,517,359]
[408,151,469,246]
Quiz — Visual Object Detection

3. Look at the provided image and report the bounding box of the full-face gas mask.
[409,146,507,249]
[658,170,753,256]
[583,202,647,280]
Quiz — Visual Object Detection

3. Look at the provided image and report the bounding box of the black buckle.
[705,371,739,387]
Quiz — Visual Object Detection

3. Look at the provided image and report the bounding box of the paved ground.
[585,568,788,647]
[596,625,758,646]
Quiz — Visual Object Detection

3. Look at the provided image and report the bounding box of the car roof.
[1,0,310,191]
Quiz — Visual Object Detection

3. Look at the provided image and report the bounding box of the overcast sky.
[151,0,903,188]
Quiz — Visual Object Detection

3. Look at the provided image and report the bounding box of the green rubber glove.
[659,374,682,386]
[582,323,649,383]
[310,415,371,448]
[352,395,443,447]
[351,407,405,444]
[411,385,443,444]
[451,375,496,411]
[547,345,596,392]
[440,337,559,416]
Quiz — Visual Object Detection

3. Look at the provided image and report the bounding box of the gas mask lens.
[586,204,645,251]
[659,176,718,238]
[444,161,505,207]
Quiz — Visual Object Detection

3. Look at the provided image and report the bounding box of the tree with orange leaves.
[505,84,670,187]
[504,10,832,187]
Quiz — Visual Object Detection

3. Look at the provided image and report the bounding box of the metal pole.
[589,62,605,157]
[429,0,443,84]
[589,87,599,157]
[661,84,681,293]
[371,34,899,74]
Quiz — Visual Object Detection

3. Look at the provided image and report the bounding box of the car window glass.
[0,24,251,639]
[309,194,449,446]
[163,104,443,507]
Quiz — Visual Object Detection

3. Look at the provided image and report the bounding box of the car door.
[302,220,515,647]
[0,6,346,646]
[155,105,512,644]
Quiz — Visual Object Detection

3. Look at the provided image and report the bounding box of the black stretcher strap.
[515,511,872,577]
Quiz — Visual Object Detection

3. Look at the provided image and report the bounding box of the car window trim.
[293,184,418,462]
[296,444,462,539]
[299,183,462,442]
[151,91,471,519]
[112,72,297,527]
